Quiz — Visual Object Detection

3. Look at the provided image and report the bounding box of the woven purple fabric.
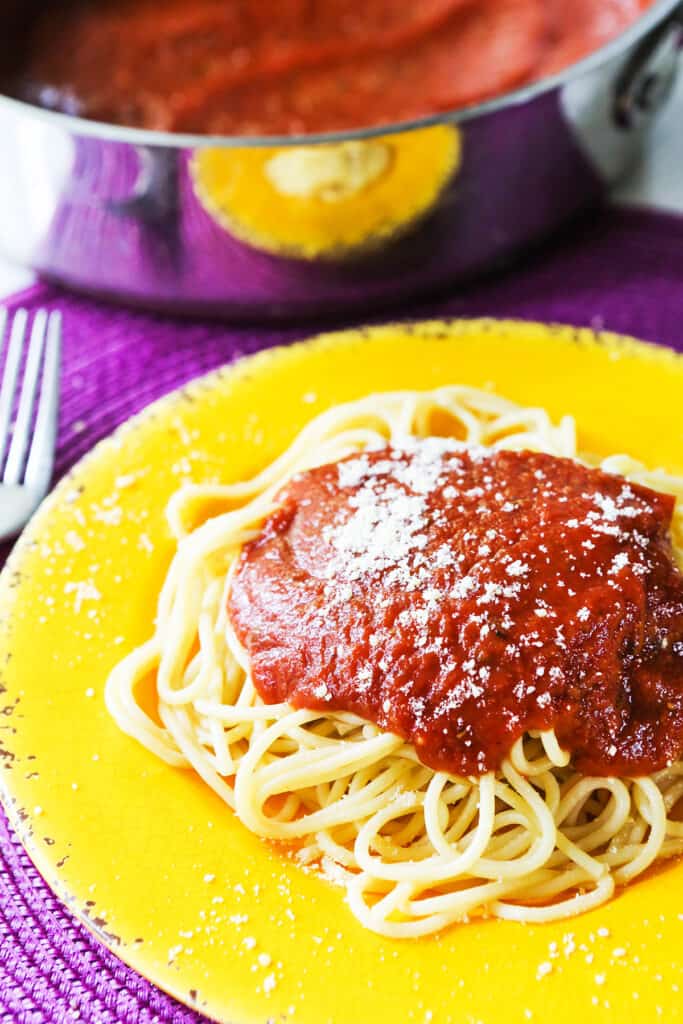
[2,204,683,1023]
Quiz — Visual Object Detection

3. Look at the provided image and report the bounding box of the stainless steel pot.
[0,0,680,319]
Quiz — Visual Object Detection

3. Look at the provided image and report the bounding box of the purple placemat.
[2,204,683,1023]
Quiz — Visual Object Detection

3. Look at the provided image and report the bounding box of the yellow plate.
[2,320,683,1024]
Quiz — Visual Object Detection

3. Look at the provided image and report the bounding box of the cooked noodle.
[105,387,683,937]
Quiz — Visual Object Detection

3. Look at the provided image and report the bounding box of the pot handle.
[614,5,683,129]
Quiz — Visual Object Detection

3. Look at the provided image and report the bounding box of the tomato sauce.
[13,0,653,135]
[229,443,683,776]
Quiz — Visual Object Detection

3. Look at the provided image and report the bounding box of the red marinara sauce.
[228,442,683,777]
[13,0,653,135]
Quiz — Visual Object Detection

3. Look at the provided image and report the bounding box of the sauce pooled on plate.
[229,443,683,776]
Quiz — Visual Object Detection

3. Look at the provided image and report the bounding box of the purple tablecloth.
[2,205,683,1023]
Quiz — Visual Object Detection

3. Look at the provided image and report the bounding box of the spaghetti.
[105,387,683,938]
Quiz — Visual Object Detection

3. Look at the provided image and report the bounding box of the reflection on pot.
[190,126,461,261]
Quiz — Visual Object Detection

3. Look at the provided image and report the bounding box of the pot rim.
[0,0,680,149]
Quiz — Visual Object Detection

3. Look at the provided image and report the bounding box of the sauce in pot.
[12,0,654,135]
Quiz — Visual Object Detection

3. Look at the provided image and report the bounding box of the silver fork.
[0,308,62,542]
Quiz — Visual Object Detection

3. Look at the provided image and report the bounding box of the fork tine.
[24,311,61,497]
[0,308,28,468]
[0,309,7,354]
[3,311,49,485]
